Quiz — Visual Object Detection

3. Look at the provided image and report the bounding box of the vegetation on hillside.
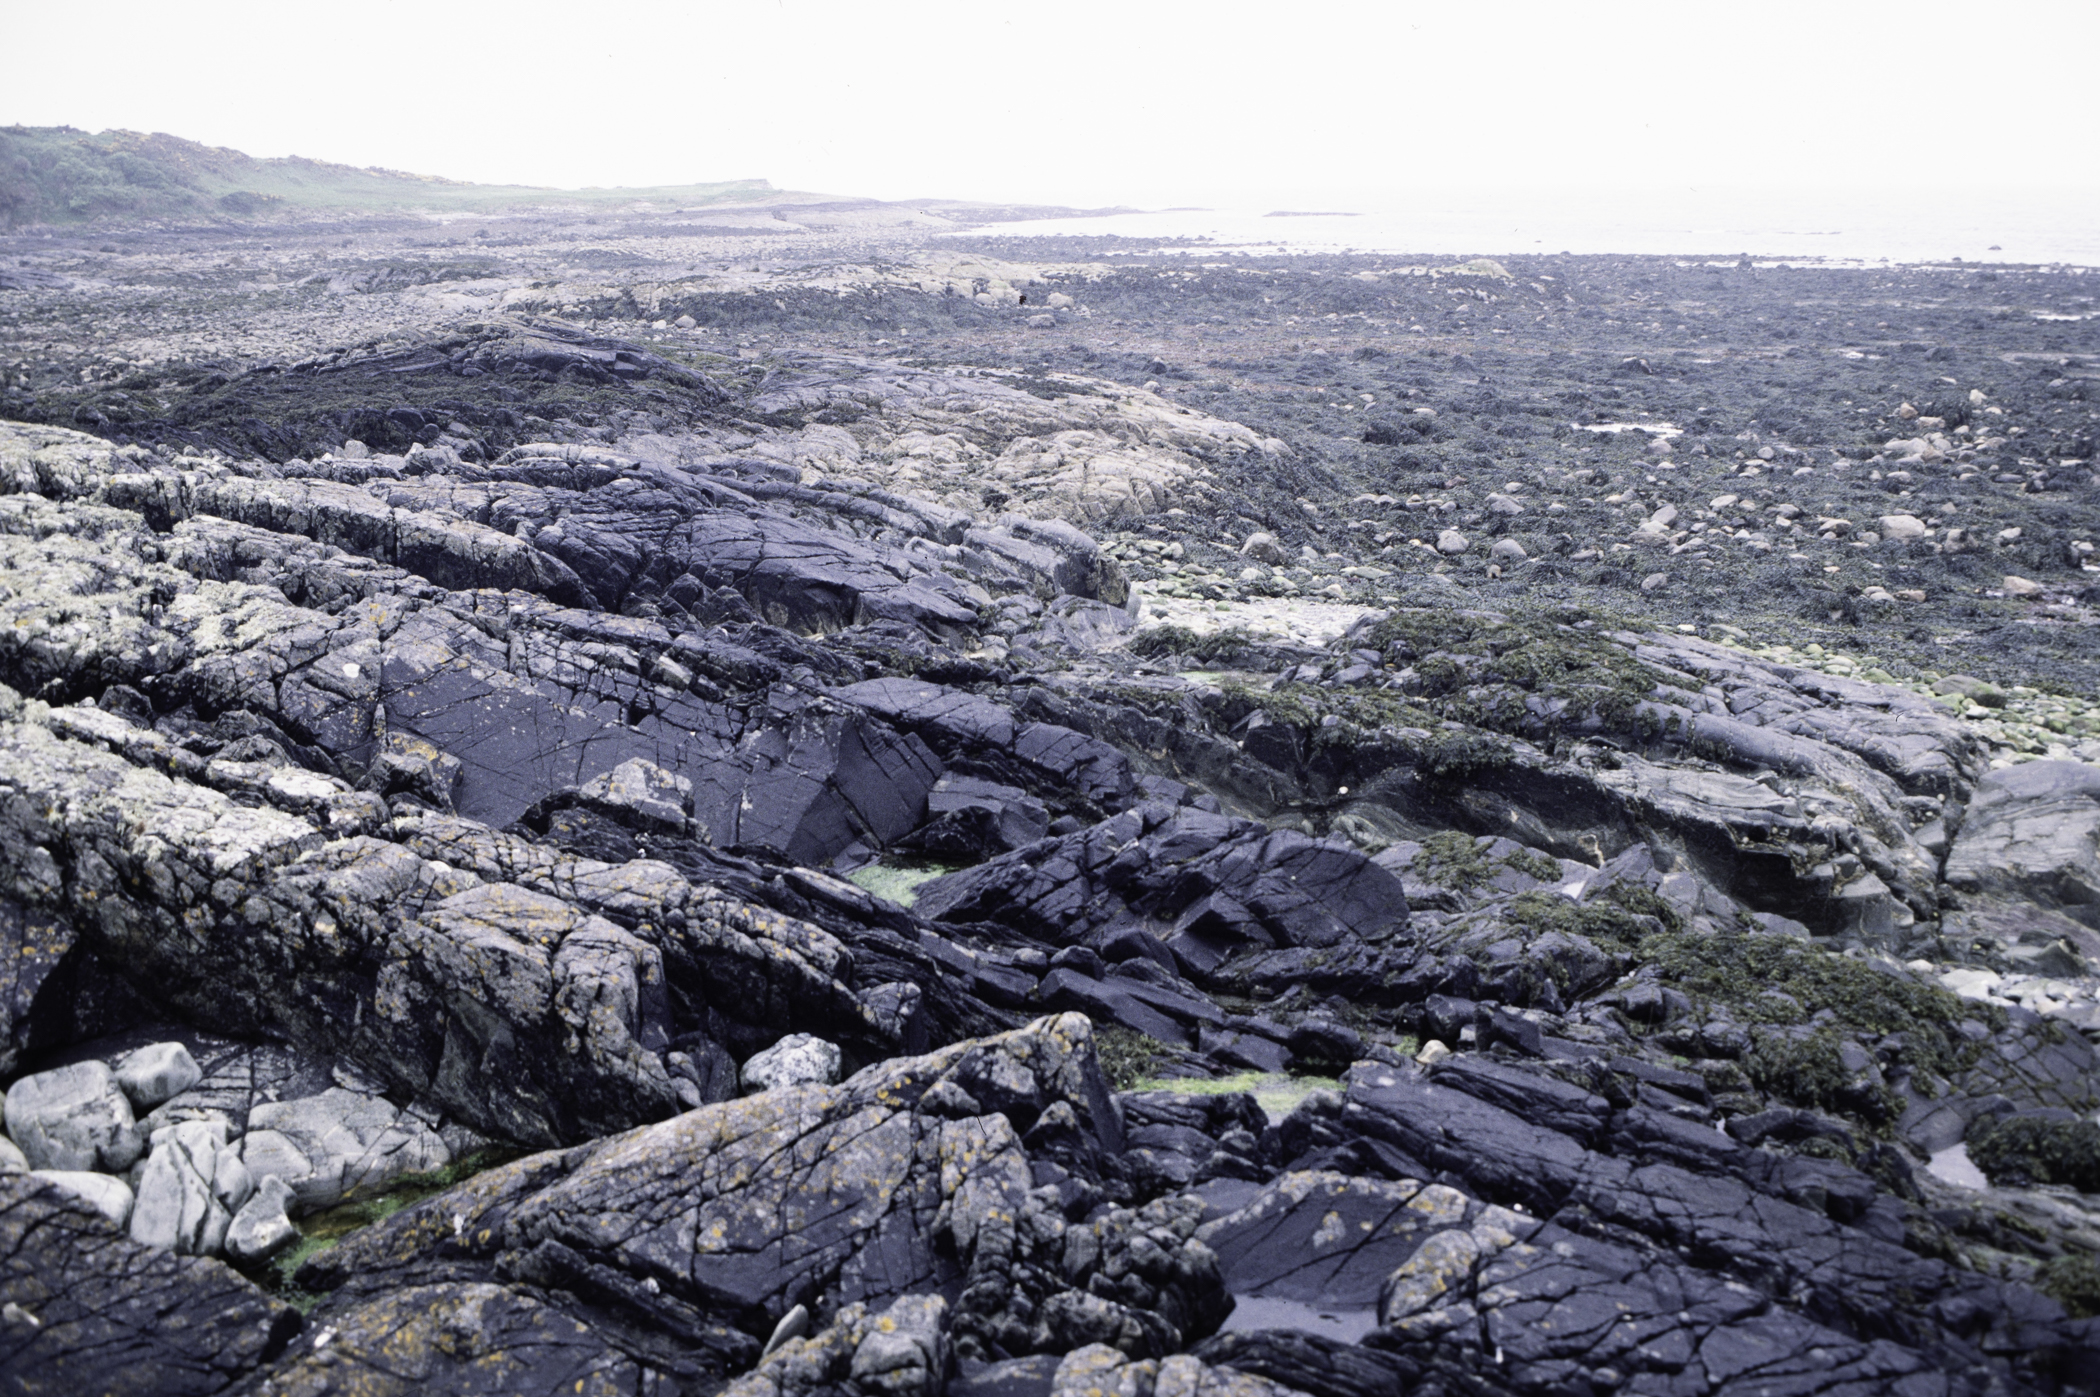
[0,125,778,226]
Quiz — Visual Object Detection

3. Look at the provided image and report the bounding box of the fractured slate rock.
[296,1016,1224,1368]
[0,1172,298,1395]
[913,804,1408,981]
[1945,760,2100,958]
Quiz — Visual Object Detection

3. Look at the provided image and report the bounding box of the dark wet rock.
[295,1016,1226,1372]
[913,804,1408,984]
[1187,1329,1421,1397]
[1945,760,2100,959]
[836,677,1136,819]
[898,775,1051,860]
[0,1172,298,1395]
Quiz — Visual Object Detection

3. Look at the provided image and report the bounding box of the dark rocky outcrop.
[1,374,2099,1397]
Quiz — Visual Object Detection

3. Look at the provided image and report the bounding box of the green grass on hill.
[0,125,780,226]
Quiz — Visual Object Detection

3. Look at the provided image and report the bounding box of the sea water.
[949,185,2100,269]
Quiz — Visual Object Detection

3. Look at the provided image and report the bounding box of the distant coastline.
[957,190,2100,267]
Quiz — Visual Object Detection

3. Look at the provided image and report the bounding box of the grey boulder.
[4,1060,144,1173]
[576,756,693,832]
[113,1041,203,1110]
[224,1173,299,1263]
[741,1033,843,1093]
[240,1086,449,1212]
[130,1118,251,1255]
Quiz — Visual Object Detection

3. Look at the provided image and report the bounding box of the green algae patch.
[1520,890,1996,1124]
[847,861,958,909]
[1411,833,1561,891]
[1128,1069,1344,1123]
[241,1146,520,1313]
[1095,1024,1184,1090]
[1129,624,1262,664]
[1968,1115,2100,1192]
[1410,831,1497,889]
[1743,1028,1894,1121]
[2040,1255,2100,1321]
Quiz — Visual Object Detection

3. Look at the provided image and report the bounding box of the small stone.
[1239,532,1287,565]
[1640,572,1669,592]
[1896,402,1919,420]
[2002,575,2043,597]
[225,1175,300,1264]
[1489,538,1528,562]
[673,314,698,329]
[1934,675,2006,707]
[1436,529,1468,556]
[341,439,370,459]
[113,1042,202,1111]
[578,757,693,831]
[1878,514,1929,540]
[741,1034,842,1093]
[369,732,463,810]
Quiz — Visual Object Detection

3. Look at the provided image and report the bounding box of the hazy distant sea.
[955,187,2100,268]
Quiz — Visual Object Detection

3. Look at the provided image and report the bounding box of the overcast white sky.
[5,0,2095,207]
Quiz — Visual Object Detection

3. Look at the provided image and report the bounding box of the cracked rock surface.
[0,219,2098,1396]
